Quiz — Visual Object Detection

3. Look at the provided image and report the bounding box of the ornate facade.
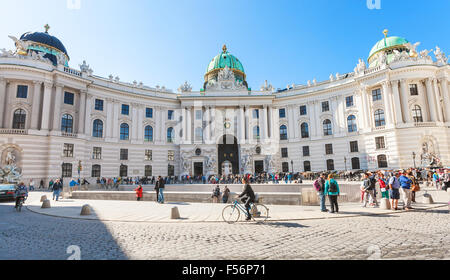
[0,27,449,183]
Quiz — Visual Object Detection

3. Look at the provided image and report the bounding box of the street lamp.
[291,160,294,173]
[412,152,416,169]
[344,157,347,171]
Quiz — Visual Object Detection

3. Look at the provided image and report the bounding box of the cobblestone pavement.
[0,199,449,260]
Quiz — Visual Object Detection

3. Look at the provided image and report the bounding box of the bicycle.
[15,196,26,212]
[222,199,269,223]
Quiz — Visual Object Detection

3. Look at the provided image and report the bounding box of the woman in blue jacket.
[324,174,340,213]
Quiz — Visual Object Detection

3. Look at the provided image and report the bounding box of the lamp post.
[344,157,347,171]
[412,152,416,169]
[291,160,294,173]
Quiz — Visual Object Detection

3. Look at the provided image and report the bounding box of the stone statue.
[8,35,30,55]
[5,151,15,165]
[178,81,192,93]
[206,66,246,91]
[434,46,448,65]
[260,80,273,91]
[420,140,442,168]
[404,42,421,58]
[0,48,14,57]
[419,49,432,60]
[354,58,367,74]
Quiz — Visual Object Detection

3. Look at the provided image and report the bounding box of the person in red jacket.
[135,185,143,201]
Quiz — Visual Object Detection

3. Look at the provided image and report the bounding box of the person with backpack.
[314,173,328,212]
[211,185,221,203]
[324,174,340,214]
[362,173,378,207]
[389,172,401,210]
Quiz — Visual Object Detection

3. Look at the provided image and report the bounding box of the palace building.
[0,26,449,183]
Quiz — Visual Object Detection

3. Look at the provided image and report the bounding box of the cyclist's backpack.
[328,180,338,193]
[313,179,321,192]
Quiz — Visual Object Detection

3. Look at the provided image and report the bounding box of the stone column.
[205,106,211,143]
[40,82,53,131]
[78,90,87,134]
[337,95,345,134]
[381,81,394,127]
[131,105,138,141]
[360,87,371,129]
[308,101,317,137]
[272,107,280,141]
[85,94,93,136]
[181,107,187,143]
[0,78,6,128]
[137,106,144,141]
[112,102,119,139]
[425,78,438,122]
[391,80,403,124]
[52,83,63,132]
[211,107,216,144]
[105,99,114,138]
[186,107,192,144]
[245,106,251,143]
[287,105,295,141]
[331,97,339,134]
[238,106,245,143]
[418,81,430,122]
[440,78,450,123]
[433,78,444,122]
[30,81,42,130]
[355,92,364,130]
[262,105,269,142]
[400,80,412,123]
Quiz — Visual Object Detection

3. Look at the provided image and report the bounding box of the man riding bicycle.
[238,177,256,221]
[15,182,28,209]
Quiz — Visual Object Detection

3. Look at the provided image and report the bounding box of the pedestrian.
[156,176,165,204]
[314,173,328,212]
[409,170,420,203]
[443,169,450,192]
[378,172,389,199]
[39,179,44,190]
[48,179,54,192]
[399,171,413,210]
[362,173,378,208]
[52,179,62,201]
[212,185,221,203]
[433,170,440,190]
[29,179,35,191]
[222,185,230,203]
[388,172,401,210]
[324,174,340,214]
[238,177,256,221]
[135,184,143,201]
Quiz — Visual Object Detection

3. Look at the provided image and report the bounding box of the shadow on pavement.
[263,222,309,228]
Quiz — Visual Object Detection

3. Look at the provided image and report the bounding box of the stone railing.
[61,132,78,138]
[364,66,382,75]
[374,126,385,131]
[0,129,28,135]
[63,67,82,77]
[414,122,437,127]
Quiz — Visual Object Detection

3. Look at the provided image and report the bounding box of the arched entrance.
[218,135,239,175]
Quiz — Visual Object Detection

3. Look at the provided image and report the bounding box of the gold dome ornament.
[383,29,388,38]
[222,44,227,53]
[44,24,50,33]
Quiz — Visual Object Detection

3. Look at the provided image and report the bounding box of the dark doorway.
[254,161,264,174]
[218,135,239,175]
[194,162,203,176]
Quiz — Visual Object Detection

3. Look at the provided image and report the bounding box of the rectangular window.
[62,163,72,178]
[168,165,175,176]
[92,147,102,160]
[168,150,175,161]
[16,85,28,99]
[304,161,311,172]
[63,143,74,158]
[325,144,333,155]
[195,110,202,120]
[350,141,359,153]
[91,165,101,178]
[409,84,418,96]
[303,146,310,157]
[95,99,104,111]
[322,101,329,112]
[346,96,354,107]
[375,137,386,150]
[299,105,307,116]
[145,165,152,177]
[279,108,286,118]
[64,92,75,105]
[281,148,289,158]
[145,150,152,161]
[146,108,153,118]
[121,104,129,115]
[282,162,290,173]
[168,110,174,120]
[372,88,382,101]
[120,149,128,161]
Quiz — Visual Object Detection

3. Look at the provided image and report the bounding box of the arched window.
[61,114,73,133]
[374,109,385,127]
[92,120,103,138]
[323,119,332,136]
[167,127,175,143]
[195,127,203,141]
[120,123,129,140]
[351,157,360,170]
[12,109,26,129]
[377,155,388,168]
[144,126,153,142]
[347,115,357,133]
[301,123,309,138]
[253,126,260,140]
[412,105,423,123]
[280,125,288,140]
[326,159,335,171]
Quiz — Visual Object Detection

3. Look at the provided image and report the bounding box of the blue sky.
[1,0,449,91]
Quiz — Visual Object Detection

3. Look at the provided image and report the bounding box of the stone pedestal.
[380,198,391,210]
[422,193,434,204]
[171,207,180,219]
[302,188,319,206]
[41,200,51,209]
[40,195,48,202]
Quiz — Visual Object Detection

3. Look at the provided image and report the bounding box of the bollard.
[380,198,391,210]
[171,207,180,219]
[40,195,48,202]
[422,193,434,204]
[41,199,51,209]
[80,204,92,216]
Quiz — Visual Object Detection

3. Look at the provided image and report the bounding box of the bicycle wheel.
[222,205,240,223]
[251,204,269,223]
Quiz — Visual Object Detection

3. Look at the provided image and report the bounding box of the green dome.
[206,45,245,76]
[368,36,409,61]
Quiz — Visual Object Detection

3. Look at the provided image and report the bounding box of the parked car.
[0,184,16,202]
